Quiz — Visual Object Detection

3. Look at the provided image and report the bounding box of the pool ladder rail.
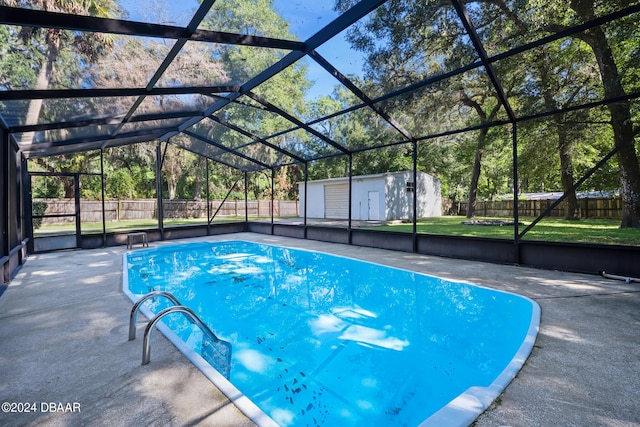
[129,291,232,378]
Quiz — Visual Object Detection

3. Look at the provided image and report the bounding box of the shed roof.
[297,170,433,186]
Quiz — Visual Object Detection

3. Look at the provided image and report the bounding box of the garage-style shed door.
[324,183,349,219]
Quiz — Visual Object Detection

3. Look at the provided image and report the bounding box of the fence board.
[34,198,299,224]
[452,198,622,219]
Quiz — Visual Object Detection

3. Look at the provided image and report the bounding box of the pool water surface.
[124,240,539,426]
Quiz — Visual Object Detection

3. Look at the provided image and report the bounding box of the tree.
[192,156,208,200]
[0,0,123,202]
[565,0,640,227]
[0,24,36,90]
[334,0,639,226]
[104,143,157,198]
[525,39,602,219]
[31,152,100,198]
[89,2,228,200]
[273,165,301,200]
[0,0,121,143]
[484,0,640,226]
[335,0,512,218]
[459,90,504,217]
[196,0,310,183]
[162,144,187,200]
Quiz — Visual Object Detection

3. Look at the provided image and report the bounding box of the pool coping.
[123,239,541,427]
[419,295,540,426]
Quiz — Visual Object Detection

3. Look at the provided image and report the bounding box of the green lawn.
[369,216,640,246]
[34,215,640,246]
[34,216,294,236]
[34,217,246,236]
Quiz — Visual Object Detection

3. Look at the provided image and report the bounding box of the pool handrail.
[141,305,232,368]
[129,291,182,341]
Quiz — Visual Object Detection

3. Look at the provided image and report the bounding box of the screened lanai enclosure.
[1,0,640,282]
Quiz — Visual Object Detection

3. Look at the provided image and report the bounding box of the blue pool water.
[124,240,539,426]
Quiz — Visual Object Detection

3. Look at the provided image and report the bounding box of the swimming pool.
[123,240,539,426]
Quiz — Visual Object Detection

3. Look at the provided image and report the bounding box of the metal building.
[299,171,441,221]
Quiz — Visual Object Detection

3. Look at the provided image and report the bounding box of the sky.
[117,0,368,101]
[273,0,367,100]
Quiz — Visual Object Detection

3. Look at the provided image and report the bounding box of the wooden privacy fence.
[35,197,621,224]
[453,197,623,219]
[34,199,299,224]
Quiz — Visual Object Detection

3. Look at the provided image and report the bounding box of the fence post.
[596,198,602,218]
[585,198,589,218]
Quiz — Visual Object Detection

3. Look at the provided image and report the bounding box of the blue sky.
[273,0,367,100]
[118,0,368,100]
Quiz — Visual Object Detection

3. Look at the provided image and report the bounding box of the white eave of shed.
[297,171,426,186]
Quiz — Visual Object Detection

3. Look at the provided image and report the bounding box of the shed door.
[324,183,349,219]
[368,191,380,220]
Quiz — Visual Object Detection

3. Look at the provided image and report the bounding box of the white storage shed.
[298,171,441,221]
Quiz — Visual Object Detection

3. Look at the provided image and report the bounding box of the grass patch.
[34,217,287,236]
[369,216,640,246]
[34,215,640,246]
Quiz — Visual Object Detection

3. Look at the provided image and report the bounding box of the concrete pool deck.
[1,233,638,426]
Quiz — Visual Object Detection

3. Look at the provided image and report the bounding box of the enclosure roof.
[1,1,639,171]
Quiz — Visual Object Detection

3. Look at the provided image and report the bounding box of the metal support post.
[206,158,210,235]
[74,174,81,248]
[512,124,520,264]
[412,140,418,253]
[244,171,248,228]
[348,154,353,245]
[304,162,308,239]
[156,143,164,239]
[22,157,34,254]
[100,149,106,247]
[271,169,275,235]
[2,129,8,259]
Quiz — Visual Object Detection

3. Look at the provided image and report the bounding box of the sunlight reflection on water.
[126,240,536,427]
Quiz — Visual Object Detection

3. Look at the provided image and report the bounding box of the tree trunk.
[571,0,640,228]
[466,129,487,218]
[535,45,580,220]
[166,175,177,200]
[541,95,579,219]
[590,37,640,228]
[63,176,75,199]
[557,123,579,220]
[461,90,501,219]
[20,33,59,144]
[193,156,207,200]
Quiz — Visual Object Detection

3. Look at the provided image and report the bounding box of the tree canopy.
[1,0,638,229]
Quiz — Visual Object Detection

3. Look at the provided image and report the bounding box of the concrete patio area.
[1,233,638,426]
